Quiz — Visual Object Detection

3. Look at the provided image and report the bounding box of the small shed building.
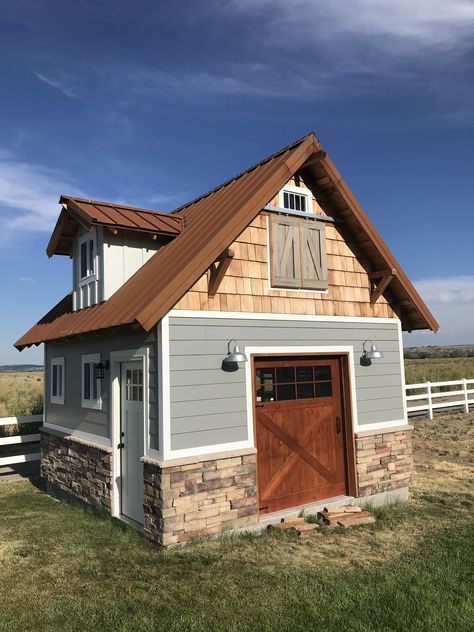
[15,133,438,544]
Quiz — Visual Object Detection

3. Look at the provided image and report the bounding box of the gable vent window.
[279,184,312,215]
[269,215,328,291]
[283,190,307,213]
[81,353,101,409]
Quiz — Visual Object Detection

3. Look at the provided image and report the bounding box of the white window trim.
[50,357,65,405]
[77,231,98,309]
[278,184,313,215]
[81,353,102,410]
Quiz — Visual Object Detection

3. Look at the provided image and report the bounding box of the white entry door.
[120,361,145,525]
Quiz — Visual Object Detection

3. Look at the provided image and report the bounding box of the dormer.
[47,196,183,311]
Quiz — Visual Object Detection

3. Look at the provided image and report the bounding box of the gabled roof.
[47,196,183,256]
[15,133,438,350]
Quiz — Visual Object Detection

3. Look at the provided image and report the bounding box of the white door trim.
[245,345,359,437]
[109,347,149,519]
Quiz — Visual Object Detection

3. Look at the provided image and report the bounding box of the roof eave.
[302,154,438,333]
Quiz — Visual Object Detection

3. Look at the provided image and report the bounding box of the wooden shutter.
[300,221,328,290]
[270,216,301,288]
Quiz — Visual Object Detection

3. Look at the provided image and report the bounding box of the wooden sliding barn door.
[255,356,346,514]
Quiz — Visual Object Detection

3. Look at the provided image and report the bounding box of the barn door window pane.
[276,367,294,383]
[297,383,314,399]
[296,366,313,382]
[316,382,332,398]
[255,361,333,403]
[315,365,331,381]
[277,383,296,400]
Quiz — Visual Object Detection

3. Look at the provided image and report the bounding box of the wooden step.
[337,514,375,528]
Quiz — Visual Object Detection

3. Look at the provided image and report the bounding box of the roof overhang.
[15,132,438,351]
[47,196,184,257]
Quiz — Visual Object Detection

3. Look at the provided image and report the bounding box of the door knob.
[336,417,342,433]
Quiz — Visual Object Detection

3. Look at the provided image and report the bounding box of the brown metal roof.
[15,132,438,350]
[47,196,183,257]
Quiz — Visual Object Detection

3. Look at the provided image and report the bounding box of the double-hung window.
[51,357,65,405]
[82,353,101,409]
[80,239,94,279]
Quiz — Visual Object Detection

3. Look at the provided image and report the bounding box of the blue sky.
[1,0,473,364]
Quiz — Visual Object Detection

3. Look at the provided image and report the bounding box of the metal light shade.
[367,344,383,360]
[224,339,248,364]
[363,340,383,361]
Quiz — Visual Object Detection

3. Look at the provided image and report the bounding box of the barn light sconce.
[94,361,109,380]
[224,339,248,364]
[361,340,383,367]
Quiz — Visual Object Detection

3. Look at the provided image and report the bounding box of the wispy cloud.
[19,276,35,283]
[33,71,77,98]
[414,276,474,305]
[223,0,474,53]
[200,0,474,122]
[26,2,473,124]
[404,275,474,346]
[0,155,85,243]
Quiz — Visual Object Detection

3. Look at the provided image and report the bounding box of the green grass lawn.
[0,412,473,632]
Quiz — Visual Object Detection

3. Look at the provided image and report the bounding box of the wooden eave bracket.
[369,268,397,305]
[208,248,235,298]
[299,150,327,170]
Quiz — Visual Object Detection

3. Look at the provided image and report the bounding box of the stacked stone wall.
[41,428,112,512]
[143,451,258,545]
[356,427,413,497]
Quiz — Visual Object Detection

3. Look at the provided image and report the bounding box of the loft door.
[255,356,346,514]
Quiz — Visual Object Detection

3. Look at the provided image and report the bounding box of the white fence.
[0,415,42,467]
[405,379,474,419]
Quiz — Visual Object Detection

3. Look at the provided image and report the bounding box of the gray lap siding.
[45,328,157,441]
[168,316,405,451]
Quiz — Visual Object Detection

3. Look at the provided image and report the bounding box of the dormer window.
[279,185,312,215]
[80,239,94,278]
[76,231,99,309]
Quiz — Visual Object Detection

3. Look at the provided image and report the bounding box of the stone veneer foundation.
[40,425,413,546]
[142,450,259,546]
[40,428,113,512]
[355,425,413,497]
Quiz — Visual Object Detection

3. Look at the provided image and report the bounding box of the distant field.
[0,357,473,417]
[404,357,474,385]
[0,370,43,418]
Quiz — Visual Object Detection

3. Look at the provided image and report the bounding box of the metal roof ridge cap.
[170,133,315,215]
